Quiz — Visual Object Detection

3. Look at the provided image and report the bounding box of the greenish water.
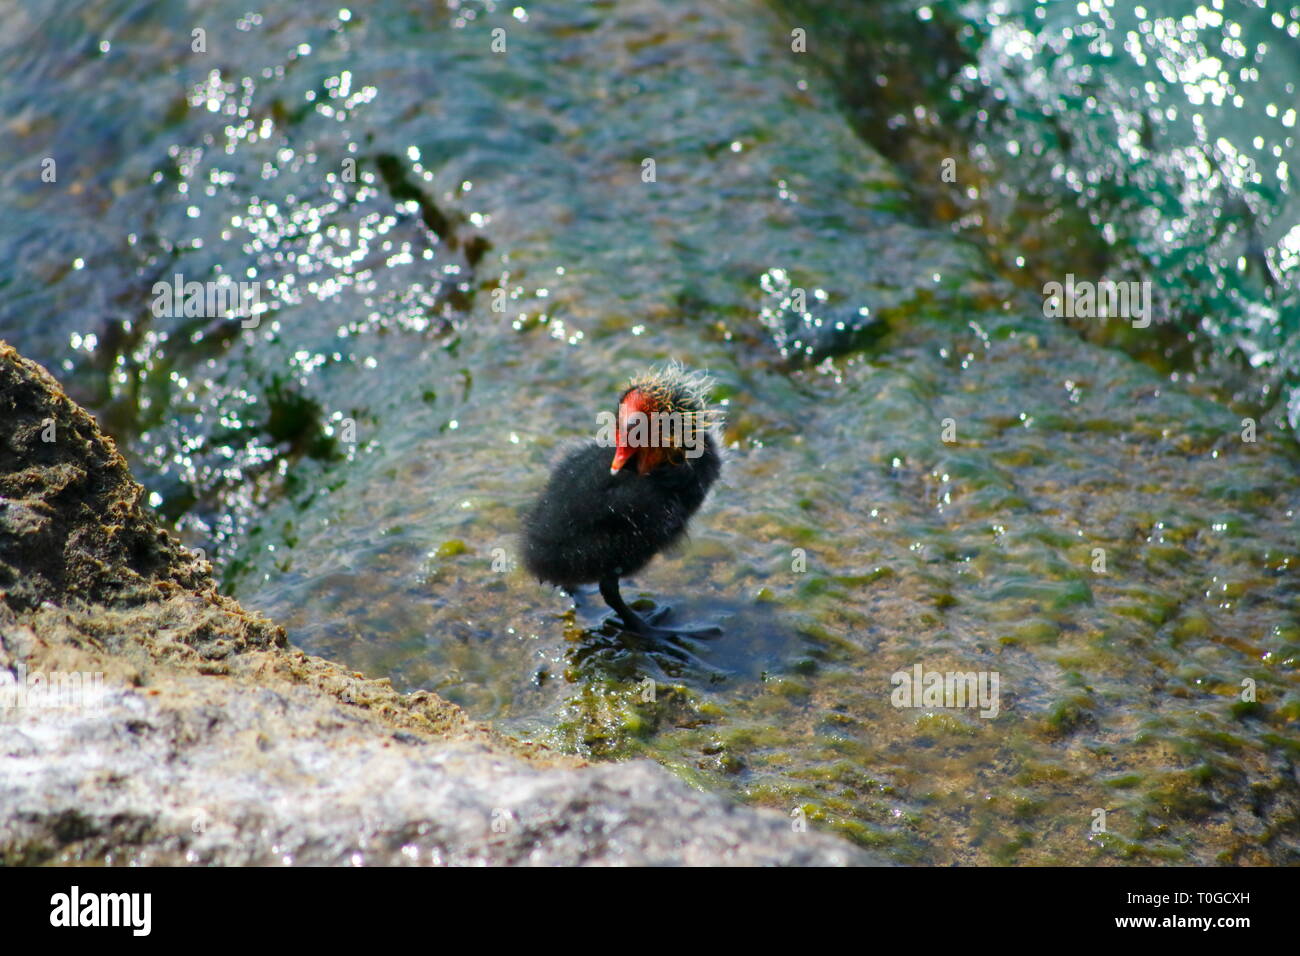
[1,0,1297,864]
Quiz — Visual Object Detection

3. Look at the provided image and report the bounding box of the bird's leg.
[598,576,645,629]
[598,576,721,638]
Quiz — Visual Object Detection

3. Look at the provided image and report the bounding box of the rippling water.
[967,0,1299,426]
[1,0,1297,864]
[791,0,1299,422]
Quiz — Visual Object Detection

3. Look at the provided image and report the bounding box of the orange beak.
[611,387,654,475]
[610,443,635,475]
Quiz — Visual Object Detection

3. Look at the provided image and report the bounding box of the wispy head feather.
[625,360,725,433]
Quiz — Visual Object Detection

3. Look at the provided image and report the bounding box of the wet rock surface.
[0,343,877,865]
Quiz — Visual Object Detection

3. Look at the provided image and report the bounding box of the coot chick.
[522,363,723,637]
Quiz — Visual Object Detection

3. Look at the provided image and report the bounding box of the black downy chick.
[522,363,723,637]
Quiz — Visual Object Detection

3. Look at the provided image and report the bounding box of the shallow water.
[2,0,1297,863]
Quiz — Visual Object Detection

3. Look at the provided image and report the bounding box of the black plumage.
[522,437,720,589]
